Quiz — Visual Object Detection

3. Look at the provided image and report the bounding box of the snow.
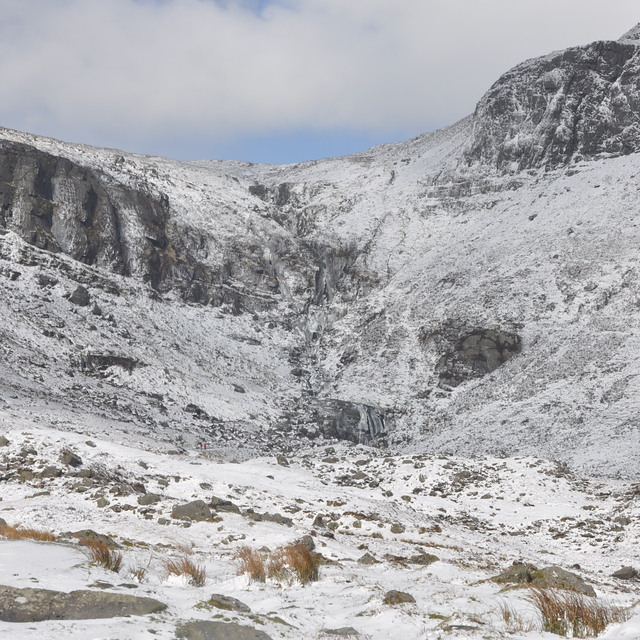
[0,425,638,639]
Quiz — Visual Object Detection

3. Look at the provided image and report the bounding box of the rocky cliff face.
[1,26,640,476]
[464,37,640,171]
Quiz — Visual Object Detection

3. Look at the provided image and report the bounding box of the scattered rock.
[491,563,596,596]
[357,553,378,565]
[383,590,416,605]
[39,466,62,478]
[60,451,83,467]
[68,530,118,548]
[69,285,91,307]
[295,535,315,551]
[409,553,439,566]
[172,500,212,521]
[206,594,252,613]
[0,585,166,621]
[176,620,273,640]
[612,566,638,580]
[321,628,360,637]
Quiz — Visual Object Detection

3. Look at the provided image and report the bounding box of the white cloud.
[0,0,637,155]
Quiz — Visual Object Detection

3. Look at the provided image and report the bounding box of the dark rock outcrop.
[0,585,166,622]
[309,399,387,445]
[465,36,640,171]
[436,328,521,387]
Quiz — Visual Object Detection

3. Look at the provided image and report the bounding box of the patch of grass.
[527,587,630,637]
[237,547,267,582]
[82,540,123,573]
[237,544,320,585]
[0,523,56,542]
[163,555,206,587]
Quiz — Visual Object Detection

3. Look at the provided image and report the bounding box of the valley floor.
[0,418,638,639]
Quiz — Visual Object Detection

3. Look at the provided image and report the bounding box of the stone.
[68,530,118,547]
[383,590,416,605]
[39,466,62,478]
[206,594,252,613]
[321,628,360,637]
[0,585,166,621]
[69,285,91,307]
[60,451,83,467]
[357,553,378,565]
[491,563,596,596]
[176,621,273,640]
[296,535,315,551]
[530,566,596,597]
[612,566,638,580]
[409,553,439,566]
[172,500,212,521]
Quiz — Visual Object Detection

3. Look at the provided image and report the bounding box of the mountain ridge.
[1,27,640,476]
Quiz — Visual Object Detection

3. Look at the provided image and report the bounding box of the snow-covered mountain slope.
[1,27,640,476]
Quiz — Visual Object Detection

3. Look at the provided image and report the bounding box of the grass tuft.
[237,544,320,585]
[527,587,630,637]
[0,523,56,542]
[237,547,267,582]
[81,540,124,573]
[163,555,206,587]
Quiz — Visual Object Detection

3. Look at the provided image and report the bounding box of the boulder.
[206,594,252,613]
[530,566,596,597]
[172,500,212,521]
[137,493,163,506]
[383,590,416,605]
[176,621,273,640]
[60,451,82,468]
[69,285,91,307]
[0,585,166,622]
[321,628,360,637]
[612,566,638,580]
[491,563,596,596]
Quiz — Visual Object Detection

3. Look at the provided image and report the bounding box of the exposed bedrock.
[307,399,388,446]
[465,38,640,171]
[422,325,522,388]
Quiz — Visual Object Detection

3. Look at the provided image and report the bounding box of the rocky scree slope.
[2,27,640,475]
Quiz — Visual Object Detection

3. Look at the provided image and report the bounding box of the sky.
[0,0,638,164]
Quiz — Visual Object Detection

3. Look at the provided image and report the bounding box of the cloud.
[0,0,637,158]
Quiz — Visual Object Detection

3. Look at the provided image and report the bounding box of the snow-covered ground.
[0,424,638,639]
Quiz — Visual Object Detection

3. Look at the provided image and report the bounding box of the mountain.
[1,26,640,478]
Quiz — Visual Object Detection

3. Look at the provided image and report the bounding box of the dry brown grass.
[0,523,56,542]
[527,587,630,637]
[163,555,207,587]
[237,547,267,582]
[237,544,320,585]
[81,540,124,573]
